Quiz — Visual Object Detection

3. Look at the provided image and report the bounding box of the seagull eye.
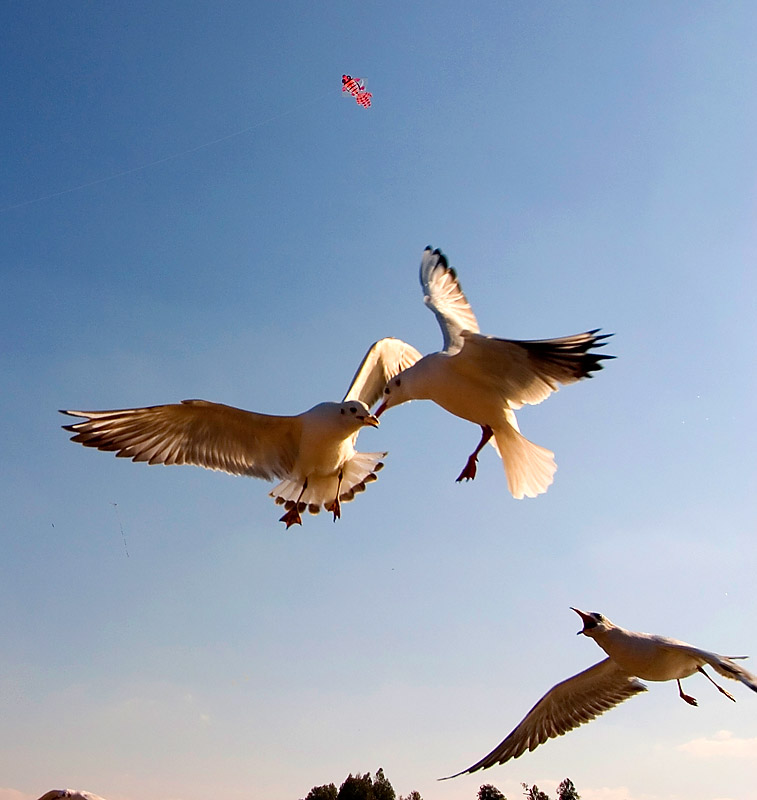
[395,378,401,386]
[350,407,357,414]
[384,387,390,394]
[340,409,345,415]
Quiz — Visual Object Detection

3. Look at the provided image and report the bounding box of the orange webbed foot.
[279,504,303,529]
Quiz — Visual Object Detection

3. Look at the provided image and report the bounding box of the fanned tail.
[269,451,386,514]
[493,416,556,499]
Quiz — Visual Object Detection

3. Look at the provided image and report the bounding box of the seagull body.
[443,608,757,778]
[61,338,419,528]
[36,791,109,800]
[375,247,613,499]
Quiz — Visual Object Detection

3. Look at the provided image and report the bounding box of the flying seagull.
[442,607,757,778]
[374,247,613,499]
[36,792,109,800]
[61,338,420,528]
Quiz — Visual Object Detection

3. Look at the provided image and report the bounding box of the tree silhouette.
[478,784,507,800]
[301,768,420,800]
[556,779,580,800]
[522,784,550,800]
[518,780,580,800]
[372,768,396,800]
[337,773,374,800]
[303,785,337,800]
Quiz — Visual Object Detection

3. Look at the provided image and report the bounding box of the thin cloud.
[580,788,661,800]
[677,729,757,759]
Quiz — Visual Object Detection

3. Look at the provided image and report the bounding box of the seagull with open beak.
[442,607,757,778]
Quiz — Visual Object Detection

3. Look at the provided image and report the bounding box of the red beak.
[570,607,594,635]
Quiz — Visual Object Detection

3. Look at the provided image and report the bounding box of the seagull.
[374,247,613,499]
[60,338,420,528]
[36,792,109,800]
[442,607,757,778]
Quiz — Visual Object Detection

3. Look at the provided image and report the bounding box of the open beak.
[361,414,380,428]
[570,607,593,635]
[375,401,388,418]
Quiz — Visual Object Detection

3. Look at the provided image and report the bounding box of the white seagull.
[374,247,613,499]
[60,338,420,528]
[443,607,757,778]
[36,792,109,800]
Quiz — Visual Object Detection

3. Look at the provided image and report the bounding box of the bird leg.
[325,470,344,522]
[456,425,493,482]
[697,666,736,702]
[279,479,308,529]
[677,678,698,706]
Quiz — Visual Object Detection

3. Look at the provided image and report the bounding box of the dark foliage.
[302,768,419,800]
[303,785,338,800]
[522,785,550,800]
[478,784,507,800]
[557,778,580,800]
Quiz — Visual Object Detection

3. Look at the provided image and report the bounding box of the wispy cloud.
[580,787,661,800]
[677,729,757,759]
[0,789,33,800]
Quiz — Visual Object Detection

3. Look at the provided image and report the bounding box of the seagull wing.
[450,329,613,408]
[60,400,302,481]
[343,337,423,408]
[420,246,480,353]
[441,658,647,778]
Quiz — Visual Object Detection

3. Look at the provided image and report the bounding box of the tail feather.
[710,655,757,693]
[269,451,386,513]
[493,419,556,499]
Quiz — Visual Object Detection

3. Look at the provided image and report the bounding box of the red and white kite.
[342,74,372,108]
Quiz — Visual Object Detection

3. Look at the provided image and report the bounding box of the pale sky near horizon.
[2,2,757,800]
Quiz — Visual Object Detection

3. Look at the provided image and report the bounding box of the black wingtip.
[437,770,467,782]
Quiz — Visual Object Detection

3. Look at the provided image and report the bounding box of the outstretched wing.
[451,329,613,408]
[420,246,480,354]
[60,400,302,481]
[441,658,646,779]
[343,337,423,408]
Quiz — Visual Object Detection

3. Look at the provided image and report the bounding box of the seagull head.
[338,400,379,429]
[375,375,411,417]
[571,607,613,638]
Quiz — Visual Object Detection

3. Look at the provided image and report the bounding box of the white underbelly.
[425,377,508,427]
[610,645,700,682]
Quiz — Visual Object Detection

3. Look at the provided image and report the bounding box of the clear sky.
[2,2,756,799]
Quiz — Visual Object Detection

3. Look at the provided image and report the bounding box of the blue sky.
[2,2,756,799]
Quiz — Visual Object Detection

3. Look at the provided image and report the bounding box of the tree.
[556,779,580,800]
[373,768,396,800]
[522,784,550,800]
[303,786,338,800]
[519,779,580,800]
[478,784,507,800]
[302,768,420,800]
[337,773,374,800]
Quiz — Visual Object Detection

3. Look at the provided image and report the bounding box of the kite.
[342,74,372,108]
